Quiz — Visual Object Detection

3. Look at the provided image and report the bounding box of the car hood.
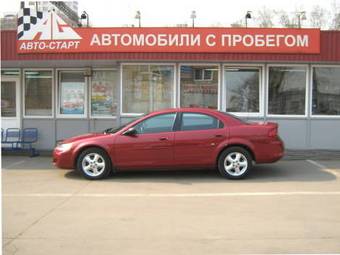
[61,133,108,144]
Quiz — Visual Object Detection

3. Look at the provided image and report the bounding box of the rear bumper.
[268,140,285,162]
[256,138,285,163]
[52,149,74,169]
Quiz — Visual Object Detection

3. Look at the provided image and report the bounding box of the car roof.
[147,108,238,122]
[122,108,243,132]
[150,107,221,115]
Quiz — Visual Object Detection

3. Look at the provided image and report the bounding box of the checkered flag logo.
[17,7,43,40]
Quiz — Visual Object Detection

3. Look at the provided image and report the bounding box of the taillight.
[268,128,277,137]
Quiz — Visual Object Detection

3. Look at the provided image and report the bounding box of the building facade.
[1,29,340,151]
[0,14,18,30]
[1,1,79,31]
[27,1,79,27]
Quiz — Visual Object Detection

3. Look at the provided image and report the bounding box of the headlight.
[56,143,72,152]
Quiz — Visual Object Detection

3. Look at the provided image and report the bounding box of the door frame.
[1,76,21,129]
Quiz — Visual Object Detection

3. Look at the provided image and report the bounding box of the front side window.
[25,70,53,116]
[59,72,85,115]
[180,65,218,109]
[1,81,16,117]
[225,68,260,113]
[312,66,340,116]
[268,66,307,115]
[91,70,118,117]
[181,113,221,131]
[134,113,176,134]
[122,65,174,114]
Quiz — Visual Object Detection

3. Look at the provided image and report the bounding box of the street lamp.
[135,10,141,27]
[245,11,252,28]
[190,10,196,28]
[296,11,307,28]
[80,11,89,27]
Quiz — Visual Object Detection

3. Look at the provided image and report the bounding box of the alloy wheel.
[81,153,106,177]
[223,152,248,177]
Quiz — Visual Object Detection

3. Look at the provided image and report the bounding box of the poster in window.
[91,80,115,116]
[60,82,85,114]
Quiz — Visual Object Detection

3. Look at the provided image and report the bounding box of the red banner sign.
[17,12,320,54]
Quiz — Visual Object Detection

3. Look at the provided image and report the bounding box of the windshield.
[103,116,143,134]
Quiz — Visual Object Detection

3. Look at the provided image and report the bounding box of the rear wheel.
[76,148,111,180]
[218,147,253,179]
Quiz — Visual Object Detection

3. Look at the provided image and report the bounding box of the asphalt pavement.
[2,155,340,255]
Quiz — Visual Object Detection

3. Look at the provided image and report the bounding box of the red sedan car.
[53,108,284,180]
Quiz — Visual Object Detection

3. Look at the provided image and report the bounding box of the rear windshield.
[219,111,248,124]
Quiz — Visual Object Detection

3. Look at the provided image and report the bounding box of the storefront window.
[180,65,218,109]
[122,65,174,114]
[59,72,85,115]
[268,66,306,115]
[312,66,340,116]
[1,81,16,117]
[1,69,20,77]
[91,70,118,117]
[225,68,260,113]
[24,70,53,116]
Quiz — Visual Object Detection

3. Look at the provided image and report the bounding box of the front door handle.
[159,137,168,141]
[215,134,224,138]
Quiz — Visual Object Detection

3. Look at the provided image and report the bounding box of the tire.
[76,147,112,180]
[217,146,253,179]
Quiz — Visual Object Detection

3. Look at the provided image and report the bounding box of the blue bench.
[1,128,39,157]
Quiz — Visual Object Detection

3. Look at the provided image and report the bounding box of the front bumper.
[53,148,74,169]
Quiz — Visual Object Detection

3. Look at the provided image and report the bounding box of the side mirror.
[123,127,137,136]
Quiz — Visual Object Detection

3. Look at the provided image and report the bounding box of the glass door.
[1,77,21,131]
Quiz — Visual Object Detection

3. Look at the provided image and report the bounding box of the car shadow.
[64,160,337,183]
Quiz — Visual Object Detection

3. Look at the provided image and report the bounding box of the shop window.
[225,68,260,113]
[1,69,20,77]
[180,65,218,109]
[24,70,53,116]
[91,70,118,117]
[312,66,340,116]
[59,71,86,116]
[122,65,174,114]
[268,66,307,115]
[1,81,16,117]
[194,69,213,81]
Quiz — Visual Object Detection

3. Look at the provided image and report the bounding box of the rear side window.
[134,113,176,134]
[181,113,223,131]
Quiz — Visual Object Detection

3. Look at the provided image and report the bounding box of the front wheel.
[218,147,253,179]
[76,148,112,180]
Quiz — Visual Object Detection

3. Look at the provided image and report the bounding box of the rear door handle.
[215,134,224,138]
[159,137,169,141]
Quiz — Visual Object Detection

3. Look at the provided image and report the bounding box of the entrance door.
[1,77,21,131]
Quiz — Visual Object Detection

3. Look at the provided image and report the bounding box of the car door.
[114,113,177,170]
[174,112,226,168]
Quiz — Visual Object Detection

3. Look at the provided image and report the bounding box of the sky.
[1,0,339,27]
